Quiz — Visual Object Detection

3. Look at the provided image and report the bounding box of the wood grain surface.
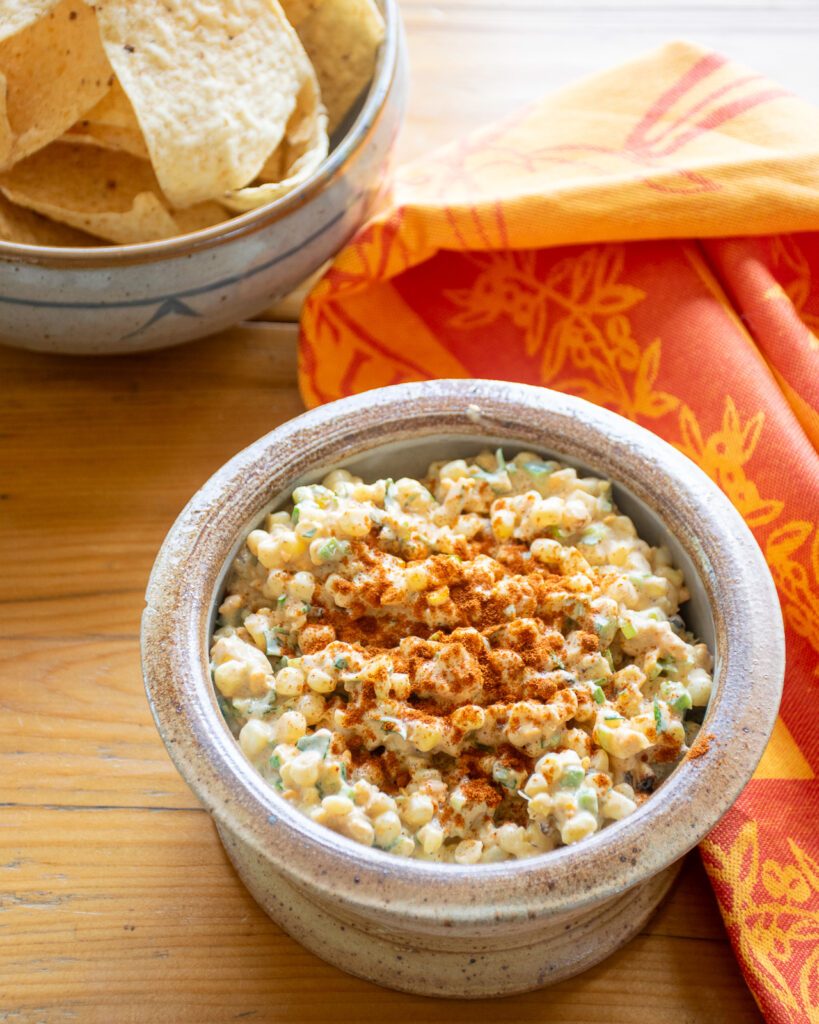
[4,0,808,1018]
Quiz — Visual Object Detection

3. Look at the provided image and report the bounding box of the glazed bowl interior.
[143,380,783,928]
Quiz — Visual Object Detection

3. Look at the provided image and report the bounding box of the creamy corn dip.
[212,450,713,864]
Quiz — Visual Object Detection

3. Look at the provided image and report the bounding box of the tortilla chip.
[62,122,150,161]
[64,79,149,160]
[172,201,229,235]
[279,0,384,134]
[0,0,112,169]
[222,55,328,212]
[0,0,60,44]
[92,0,312,207]
[77,79,138,132]
[0,141,227,244]
[0,192,102,246]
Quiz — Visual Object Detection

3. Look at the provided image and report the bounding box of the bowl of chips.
[0,0,405,354]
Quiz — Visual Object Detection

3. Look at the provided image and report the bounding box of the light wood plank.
[0,638,195,809]
[0,808,760,1023]
[2,323,301,615]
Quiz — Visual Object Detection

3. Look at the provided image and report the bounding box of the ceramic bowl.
[141,379,784,998]
[0,0,406,356]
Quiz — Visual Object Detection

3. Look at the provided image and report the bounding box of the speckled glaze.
[0,1,405,356]
[141,380,784,998]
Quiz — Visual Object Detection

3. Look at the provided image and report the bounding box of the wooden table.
[8,2,814,1019]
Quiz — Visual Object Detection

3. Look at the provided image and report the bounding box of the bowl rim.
[141,379,785,925]
[0,0,400,268]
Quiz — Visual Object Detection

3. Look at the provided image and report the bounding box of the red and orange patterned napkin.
[299,42,819,1021]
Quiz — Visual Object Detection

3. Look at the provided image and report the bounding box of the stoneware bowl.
[141,379,784,998]
[0,0,405,356]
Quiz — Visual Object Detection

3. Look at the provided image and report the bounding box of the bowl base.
[215,821,681,998]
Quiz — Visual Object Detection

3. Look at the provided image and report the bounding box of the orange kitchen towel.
[299,42,819,1022]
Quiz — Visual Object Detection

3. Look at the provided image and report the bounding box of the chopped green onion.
[620,618,637,640]
[384,478,399,510]
[560,765,585,788]
[380,716,408,740]
[594,616,616,644]
[333,656,348,671]
[673,691,693,713]
[657,655,678,677]
[318,537,350,562]
[592,684,606,704]
[492,763,519,790]
[291,505,300,525]
[495,448,507,472]
[524,460,554,476]
[296,730,331,758]
[277,594,287,608]
[263,628,282,657]
[580,523,607,545]
[653,697,666,733]
[604,649,615,670]
[578,788,598,814]
[269,753,281,771]
[303,527,317,538]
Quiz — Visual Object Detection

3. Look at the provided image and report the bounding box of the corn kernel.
[602,789,638,821]
[276,710,307,744]
[337,507,371,538]
[279,532,307,561]
[289,750,321,788]
[257,536,282,569]
[528,793,553,820]
[307,668,336,694]
[288,571,315,603]
[450,704,486,733]
[405,565,428,592]
[275,666,305,698]
[491,508,515,540]
[346,814,375,846]
[412,720,442,753]
[295,692,325,725]
[426,585,450,607]
[373,810,402,847]
[238,719,274,758]
[246,529,267,557]
[322,794,354,817]
[454,839,483,865]
[402,793,434,828]
[560,811,598,844]
[417,822,444,855]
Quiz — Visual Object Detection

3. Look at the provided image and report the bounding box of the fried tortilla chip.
[222,52,328,212]
[279,0,384,134]
[0,0,112,169]
[0,142,225,244]
[92,0,312,207]
[0,192,102,246]
[0,0,61,43]
[64,80,150,160]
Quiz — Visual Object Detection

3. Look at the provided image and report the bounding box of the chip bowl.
[0,0,405,355]
[141,379,784,998]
